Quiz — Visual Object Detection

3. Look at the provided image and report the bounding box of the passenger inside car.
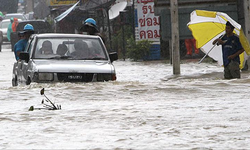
[38,40,53,54]
[71,39,90,59]
[56,44,68,55]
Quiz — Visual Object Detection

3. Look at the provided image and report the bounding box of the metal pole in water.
[171,0,180,75]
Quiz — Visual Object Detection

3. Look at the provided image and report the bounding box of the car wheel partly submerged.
[0,40,2,52]
[12,76,18,86]
[26,77,31,85]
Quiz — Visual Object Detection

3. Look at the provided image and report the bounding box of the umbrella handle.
[198,44,216,64]
[198,34,225,64]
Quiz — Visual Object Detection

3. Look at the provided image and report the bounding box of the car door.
[18,37,35,84]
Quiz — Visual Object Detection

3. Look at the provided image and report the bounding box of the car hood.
[32,59,114,73]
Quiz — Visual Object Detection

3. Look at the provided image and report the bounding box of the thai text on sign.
[137,0,160,40]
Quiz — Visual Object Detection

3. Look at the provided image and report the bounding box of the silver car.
[0,19,10,41]
[4,13,27,20]
[0,19,21,42]
[12,34,118,86]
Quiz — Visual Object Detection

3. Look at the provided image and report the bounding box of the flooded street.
[0,44,250,149]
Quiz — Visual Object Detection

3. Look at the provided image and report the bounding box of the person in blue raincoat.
[14,24,34,61]
[7,18,14,42]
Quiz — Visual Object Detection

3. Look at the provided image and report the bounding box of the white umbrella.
[187,10,250,69]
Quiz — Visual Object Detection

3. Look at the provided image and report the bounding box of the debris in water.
[29,88,61,111]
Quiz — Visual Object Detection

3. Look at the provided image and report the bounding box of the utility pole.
[132,0,135,41]
[243,0,250,41]
[25,0,34,13]
[106,8,112,50]
[170,0,180,75]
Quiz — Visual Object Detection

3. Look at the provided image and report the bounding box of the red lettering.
[147,30,153,38]
[153,17,160,26]
[154,30,160,38]
[146,18,153,26]
[139,16,146,27]
[140,30,146,39]
[148,5,154,13]
[142,6,148,14]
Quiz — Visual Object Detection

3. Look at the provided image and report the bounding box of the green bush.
[112,26,133,58]
[126,37,153,61]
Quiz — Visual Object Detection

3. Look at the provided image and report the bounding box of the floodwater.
[0,44,250,149]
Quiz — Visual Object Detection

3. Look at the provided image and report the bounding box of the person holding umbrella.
[212,21,244,79]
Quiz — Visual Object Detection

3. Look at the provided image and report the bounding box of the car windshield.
[33,37,108,60]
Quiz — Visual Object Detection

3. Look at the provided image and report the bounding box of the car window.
[5,14,26,20]
[0,21,9,28]
[90,40,107,57]
[33,37,108,60]
[26,37,35,55]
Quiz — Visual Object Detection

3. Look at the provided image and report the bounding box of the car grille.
[57,73,94,82]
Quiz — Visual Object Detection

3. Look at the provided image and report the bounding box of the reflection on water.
[0,48,250,149]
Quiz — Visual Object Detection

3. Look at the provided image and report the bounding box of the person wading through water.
[213,21,245,79]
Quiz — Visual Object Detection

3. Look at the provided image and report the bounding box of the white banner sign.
[137,0,160,41]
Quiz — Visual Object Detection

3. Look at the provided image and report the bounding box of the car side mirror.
[19,52,30,63]
[109,52,118,63]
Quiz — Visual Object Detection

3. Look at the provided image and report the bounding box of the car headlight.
[97,73,116,81]
[37,73,54,81]
[111,73,117,81]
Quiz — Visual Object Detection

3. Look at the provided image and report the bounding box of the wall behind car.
[0,0,18,14]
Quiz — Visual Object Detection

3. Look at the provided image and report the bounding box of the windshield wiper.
[49,56,73,59]
[87,57,107,60]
